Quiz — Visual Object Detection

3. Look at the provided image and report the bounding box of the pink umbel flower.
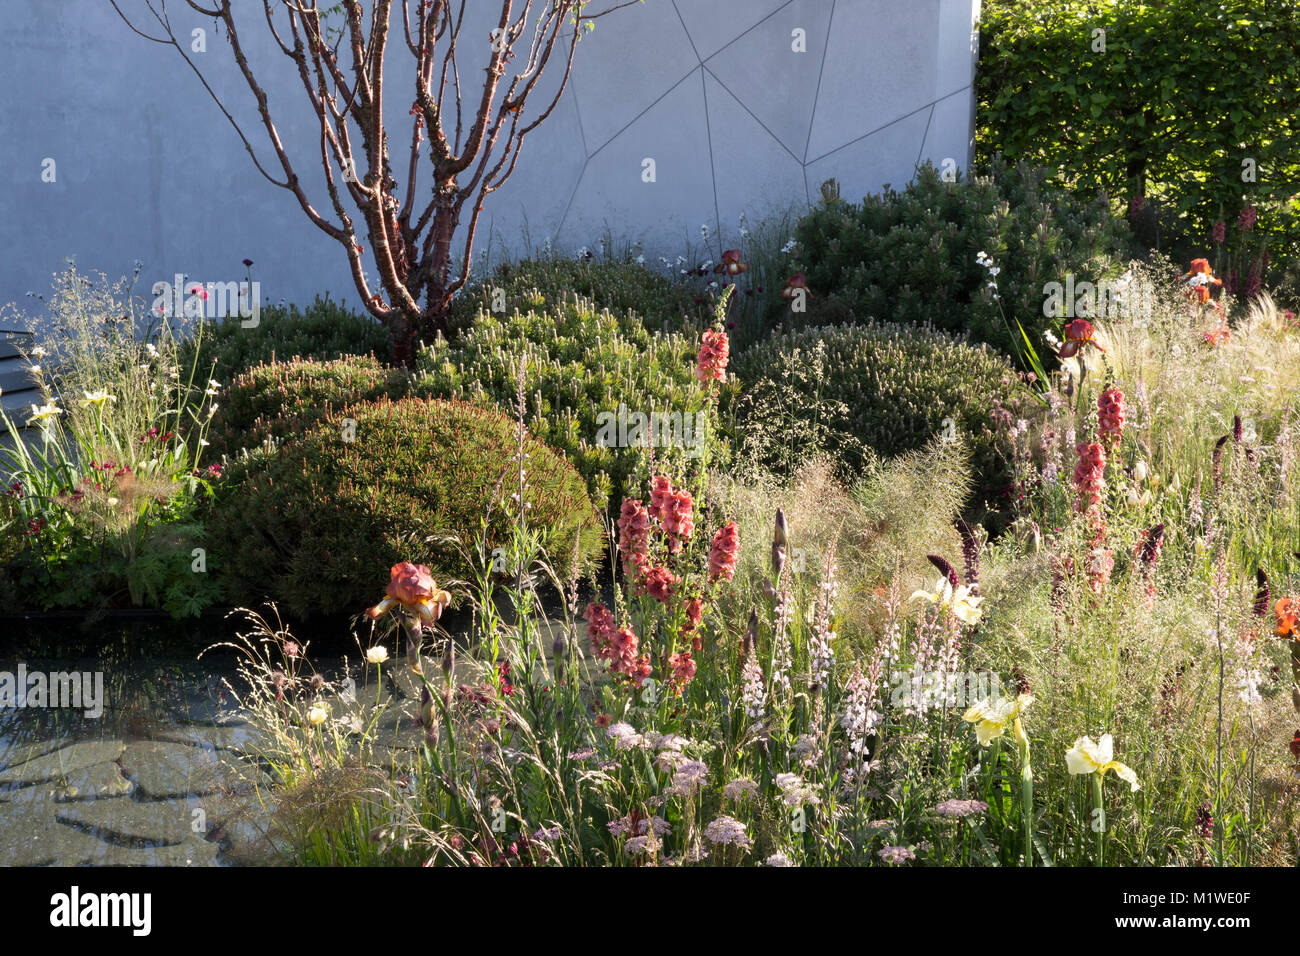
[1073,442,1106,518]
[708,521,740,583]
[1097,387,1125,446]
[638,565,678,604]
[616,498,651,576]
[696,329,730,383]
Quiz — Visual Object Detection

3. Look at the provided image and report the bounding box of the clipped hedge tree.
[204,356,410,460]
[977,0,1300,287]
[789,158,1130,358]
[728,321,1027,518]
[207,397,604,617]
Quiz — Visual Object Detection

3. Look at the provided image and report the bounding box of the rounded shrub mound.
[181,293,394,380]
[415,296,730,510]
[728,322,1023,510]
[448,257,708,336]
[789,157,1131,356]
[207,397,604,617]
[205,356,410,460]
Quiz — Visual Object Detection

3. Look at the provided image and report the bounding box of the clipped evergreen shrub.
[207,397,604,617]
[180,293,393,380]
[788,158,1130,356]
[728,322,1025,515]
[448,257,708,336]
[415,296,730,510]
[205,356,410,460]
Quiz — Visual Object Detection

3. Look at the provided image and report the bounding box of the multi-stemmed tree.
[113,0,639,364]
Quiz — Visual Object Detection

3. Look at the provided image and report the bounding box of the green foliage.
[415,296,729,510]
[205,356,410,460]
[206,397,604,617]
[448,256,709,336]
[977,0,1300,286]
[0,266,223,616]
[790,159,1130,357]
[728,322,1024,518]
[179,293,393,381]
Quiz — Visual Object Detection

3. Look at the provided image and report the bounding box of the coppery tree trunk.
[113,0,642,365]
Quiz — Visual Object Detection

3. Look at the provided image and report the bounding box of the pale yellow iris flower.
[1065,734,1140,791]
[910,576,984,625]
[962,693,1034,746]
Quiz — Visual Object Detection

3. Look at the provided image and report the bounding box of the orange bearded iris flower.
[1058,319,1105,359]
[714,249,749,277]
[1181,258,1223,305]
[367,562,451,626]
[780,273,810,300]
[1274,596,1300,639]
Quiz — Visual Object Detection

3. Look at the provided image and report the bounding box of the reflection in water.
[0,615,284,866]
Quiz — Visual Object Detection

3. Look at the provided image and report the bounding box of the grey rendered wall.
[0,0,979,315]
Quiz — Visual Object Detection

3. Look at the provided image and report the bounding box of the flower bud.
[771,508,788,578]
[1132,460,1148,482]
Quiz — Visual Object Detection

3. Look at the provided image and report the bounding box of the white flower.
[780,238,797,254]
[909,576,984,625]
[365,645,389,665]
[80,390,116,407]
[27,403,63,425]
[1064,734,1140,791]
[307,704,328,726]
[635,255,645,265]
